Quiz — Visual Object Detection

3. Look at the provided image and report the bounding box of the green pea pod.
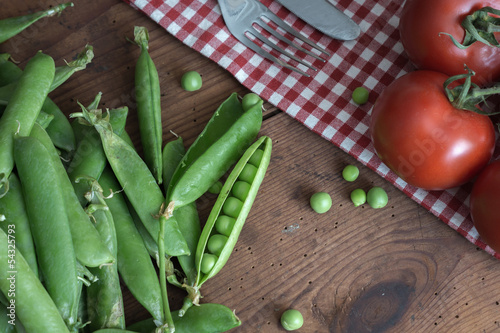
[196,136,272,287]
[42,97,76,153]
[29,124,115,268]
[0,3,73,43]
[0,228,71,333]
[0,305,16,333]
[127,303,241,333]
[166,92,263,210]
[70,105,189,257]
[68,106,129,206]
[0,55,78,153]
[0,44,94,106]
[94,328,137,333]
[85,181,125,331]
[14,135,80,331]
[98,167,164,324]
[134,26,163,184]
[35,110,54,129]
[0,173,38,277]
[0,51,55,198]
[0,55,22,86]
[162,137,201,291]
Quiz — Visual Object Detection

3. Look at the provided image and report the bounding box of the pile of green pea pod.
[0,5,273,333]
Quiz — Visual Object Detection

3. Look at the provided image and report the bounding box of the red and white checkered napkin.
[126,0,500,258]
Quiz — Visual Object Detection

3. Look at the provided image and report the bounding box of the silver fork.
[217,0,330,77]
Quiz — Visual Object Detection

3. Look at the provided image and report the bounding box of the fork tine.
[262,11,331,56]
[257,20,326,62]
[249,27,318,71]
[243,33,311,77]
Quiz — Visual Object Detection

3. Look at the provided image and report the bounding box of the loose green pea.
[181,71,202,91]
[342,164,359,182]
[281,309,304,331]
[207,234,228,256]
[310,192,332,214]
[350,188,366,207]
[352,86,369,105]
[241,93,261,111]
[222,196,243,218]
[238,163,258,183]
[207,180,223,194]
[231,180,251,201]
[367,186,388,209]
[248,148,264,166]
[200,254,218,275]
[214,215,236,237]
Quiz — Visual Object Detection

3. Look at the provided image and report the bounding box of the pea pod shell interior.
[196,136,272,286]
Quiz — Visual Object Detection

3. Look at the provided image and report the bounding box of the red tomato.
[470,160,500,252]
[370,70,495,190]
[399,0,500,85]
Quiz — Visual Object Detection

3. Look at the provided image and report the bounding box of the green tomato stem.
[444,66,500,114]
[441,6,500,49]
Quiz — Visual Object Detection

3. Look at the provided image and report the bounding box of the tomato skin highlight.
[399,0,500,85]
[470,160,500,253]
[370,70,495,191]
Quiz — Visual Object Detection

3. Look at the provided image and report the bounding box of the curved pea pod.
[98,167,164,324]
[85,181,125,331]
[195,136,272,287]
[134,26,163,184]
[14,135,80,330]
[166,92,263,210]
[42,97,76,153]
[0,305,16,333]
[127,303,241,333]
[162,137,201,286]
[0,173,38,277]
[29,124,115,268]
[52,44,93,91]
[0,51,54,198]
[70,105,189,257]
[0,3,73,43]
[68,106,129,206]
[0,55,22,86]
[0,228,71,333]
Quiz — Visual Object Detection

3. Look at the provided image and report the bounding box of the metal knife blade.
[275,0,361,41]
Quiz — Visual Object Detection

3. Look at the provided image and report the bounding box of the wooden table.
[3,1,500,332]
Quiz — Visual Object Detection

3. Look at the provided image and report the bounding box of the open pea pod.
[195,136,272,287]
[166,92,263,210]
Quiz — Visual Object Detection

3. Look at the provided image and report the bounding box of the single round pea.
[231,180,251,201]
[309,192,332,214]
[350,188,366,207]
[200,253,218,275]
[215,215,236,237]
[342,165,359,182]
[280,309,304,331]
[248,149,264,167]
[366,186,388,209]
[222,196,243,218]
[352,86,369,105]
[181,71,202,91]
[238,164,258,183]
[207,234,228,256]
[208,180,223,194]
[241,93,262,111]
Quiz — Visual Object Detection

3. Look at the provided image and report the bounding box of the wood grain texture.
[2,1,500,332]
